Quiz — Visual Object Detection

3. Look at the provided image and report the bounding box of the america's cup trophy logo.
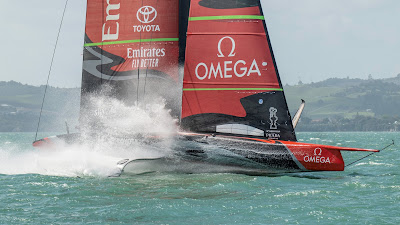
[136,6,157,24]
[269,107,278,129]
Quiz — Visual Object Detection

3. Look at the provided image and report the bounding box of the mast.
[178,0,191,122]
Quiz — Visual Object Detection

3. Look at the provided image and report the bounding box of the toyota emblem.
[136,6,157,23]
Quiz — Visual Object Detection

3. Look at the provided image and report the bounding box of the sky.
[0,0,399,87]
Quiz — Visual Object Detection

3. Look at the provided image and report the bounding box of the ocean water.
[0,132,399,224]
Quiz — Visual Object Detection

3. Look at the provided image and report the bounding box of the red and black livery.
[33,0,379,173]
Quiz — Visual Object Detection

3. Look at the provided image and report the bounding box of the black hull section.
[34,132,303,174]
[173,134,301,171]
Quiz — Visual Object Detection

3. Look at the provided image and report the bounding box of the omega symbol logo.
[217,36,236,58]
[314,148,322,156]
[269,107,278,129]
[137,6,157,24]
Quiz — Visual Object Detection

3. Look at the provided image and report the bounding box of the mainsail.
[181,0,296,141]
[81,0,181,117]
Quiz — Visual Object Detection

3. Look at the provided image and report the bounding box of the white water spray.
[0,94,178,177]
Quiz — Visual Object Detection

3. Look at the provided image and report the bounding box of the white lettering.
[325,157,331,163]
[102,23,119,41]
[224,61,233,78]
[140,58,159,67]
[234,60,247,77]
[127,47,166,59]
[193,36,266,80]
[131,59,139,68]
[266,133,280,139]
[248,59,261,76]
[208,63,223,79]
[132,25,161,32]
[105,0,120,21]
[127,47,165,68]
[102,0,120,41]
[304,156,331,164]
[195,59,263,80]
[196,63,208,80]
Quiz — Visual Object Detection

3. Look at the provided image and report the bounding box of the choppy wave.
[354,161,395,167]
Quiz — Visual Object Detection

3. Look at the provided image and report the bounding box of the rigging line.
[34,0,69,142]
[101,0,104,84]
[136,0,144,104]
[345,140,395,167]
[143,0,159,97]
[106,58,122,82]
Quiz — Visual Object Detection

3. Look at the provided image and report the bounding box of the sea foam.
[0,95,177,177]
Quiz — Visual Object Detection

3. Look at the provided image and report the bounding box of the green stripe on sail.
[183,88,283,91]
[189,15,264,21]
[84,38,179,47]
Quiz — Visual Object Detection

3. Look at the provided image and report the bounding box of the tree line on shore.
[1,76,400,132]
[296,115,399,132]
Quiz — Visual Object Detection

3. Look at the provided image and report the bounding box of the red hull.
[180,132,379,172]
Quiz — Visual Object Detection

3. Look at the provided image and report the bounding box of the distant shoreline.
[1,75,399,132]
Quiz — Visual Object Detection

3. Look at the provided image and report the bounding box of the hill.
[1,75,400,132]
[285,75,400,119]
[0,81,80,132]
[285,75,400,131]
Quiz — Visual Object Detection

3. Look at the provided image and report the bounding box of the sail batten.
[84,38,179,47]
[189,15,264,21]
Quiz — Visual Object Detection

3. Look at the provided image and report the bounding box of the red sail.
[81,0,180,116]
[181,0,296,141]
